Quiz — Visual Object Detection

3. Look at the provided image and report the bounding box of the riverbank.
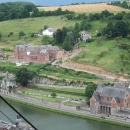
[2,94,130,128]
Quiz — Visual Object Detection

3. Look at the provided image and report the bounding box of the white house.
[81,31,92,42]
[42,28,55,37]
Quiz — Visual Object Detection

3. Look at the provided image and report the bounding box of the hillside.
[38,3,130,13]
[0,16,79,51]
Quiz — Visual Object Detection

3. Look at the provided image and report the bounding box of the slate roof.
[101,86,127,99]
[96,86,103,93]
[4,76,15,83]
[40,49,48,54]
[114,83,124,89]
[114,97,120,104]
[93,92,100,102]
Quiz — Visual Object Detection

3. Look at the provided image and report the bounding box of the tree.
[41,35,54,45]
[19,31,25,36]
[62,35,73,51]
[15,68,35,87]
[85,83,97,98]
[51,92,57,98]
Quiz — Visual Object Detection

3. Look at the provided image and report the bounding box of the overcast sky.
[0,0,118,6]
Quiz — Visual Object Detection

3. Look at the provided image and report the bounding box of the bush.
[19,31,25,36]
[31,33,35,37]
[51,92,57,98]
[87,100,90,106]
[86,38,94,43]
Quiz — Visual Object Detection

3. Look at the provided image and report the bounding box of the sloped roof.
[93,92,100,102]
[96,86,103,93]
[114,97,120,104]
[40,49,48,54]
[101,86,127,99]
[114,83,124,89]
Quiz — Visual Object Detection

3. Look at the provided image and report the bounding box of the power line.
[0,110,22,130]
[0,95,37,130]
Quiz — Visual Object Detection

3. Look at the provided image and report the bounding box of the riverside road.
[1,93,130,126]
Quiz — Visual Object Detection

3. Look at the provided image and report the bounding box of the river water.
[0,99,129,130]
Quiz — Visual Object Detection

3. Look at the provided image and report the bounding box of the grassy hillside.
[0,16,79,51]
[38,3,130,13]
[73,39,130,75]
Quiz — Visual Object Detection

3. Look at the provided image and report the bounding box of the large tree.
[85,83,97,98]
[15,68,35,87]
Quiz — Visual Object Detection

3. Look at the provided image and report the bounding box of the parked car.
[100,116,105,119]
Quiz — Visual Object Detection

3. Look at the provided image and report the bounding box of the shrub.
[51,93,57,98]
[19,31,25,36]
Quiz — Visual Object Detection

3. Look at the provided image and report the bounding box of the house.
[14,44,64,64]
[1,73,16,91]
[42,28,55,37]
[81,31,91,42]
[90,83,130,115]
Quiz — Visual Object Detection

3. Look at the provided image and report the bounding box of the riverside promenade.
[1,91,130,126]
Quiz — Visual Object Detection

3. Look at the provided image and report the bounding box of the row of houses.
[14,44,64,64]
[90,83,130,115]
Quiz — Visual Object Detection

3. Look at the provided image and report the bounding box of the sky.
[0,0,119,6]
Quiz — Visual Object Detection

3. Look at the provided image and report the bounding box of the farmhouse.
[90,83,130,115]
[81,31,91,42]
[14,44,64,64]
[42,28,55,37]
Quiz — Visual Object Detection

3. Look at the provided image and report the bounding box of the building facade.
[90,83,130,115]
[14,44,64,64]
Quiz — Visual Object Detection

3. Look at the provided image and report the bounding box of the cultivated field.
[38,3,129,13]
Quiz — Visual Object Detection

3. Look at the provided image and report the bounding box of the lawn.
[64,101,78,107]
[21,89,86,100]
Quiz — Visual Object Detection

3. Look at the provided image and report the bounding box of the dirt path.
[60,61,129,82]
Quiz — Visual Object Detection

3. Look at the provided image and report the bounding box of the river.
[0,99,129,130]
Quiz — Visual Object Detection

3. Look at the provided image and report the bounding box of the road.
[1,93,130,126]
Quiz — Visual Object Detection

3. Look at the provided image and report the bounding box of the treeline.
[108,1,130,9]
[65,9,130,21]
[0,2,74,21]
[0,2,36,21]
[31,7,74,17]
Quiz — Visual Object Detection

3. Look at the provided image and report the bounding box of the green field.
[0,16,80,51]
[74,39,130,74]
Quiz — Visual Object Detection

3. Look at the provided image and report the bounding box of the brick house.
[90,83,130,115]
[14,44,64,64]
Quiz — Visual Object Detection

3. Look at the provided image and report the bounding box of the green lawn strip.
[34,86,85,96]
[5,97,130,128]
[25,94,62,102]
[64,101,78,107]
[20,89,86,100]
